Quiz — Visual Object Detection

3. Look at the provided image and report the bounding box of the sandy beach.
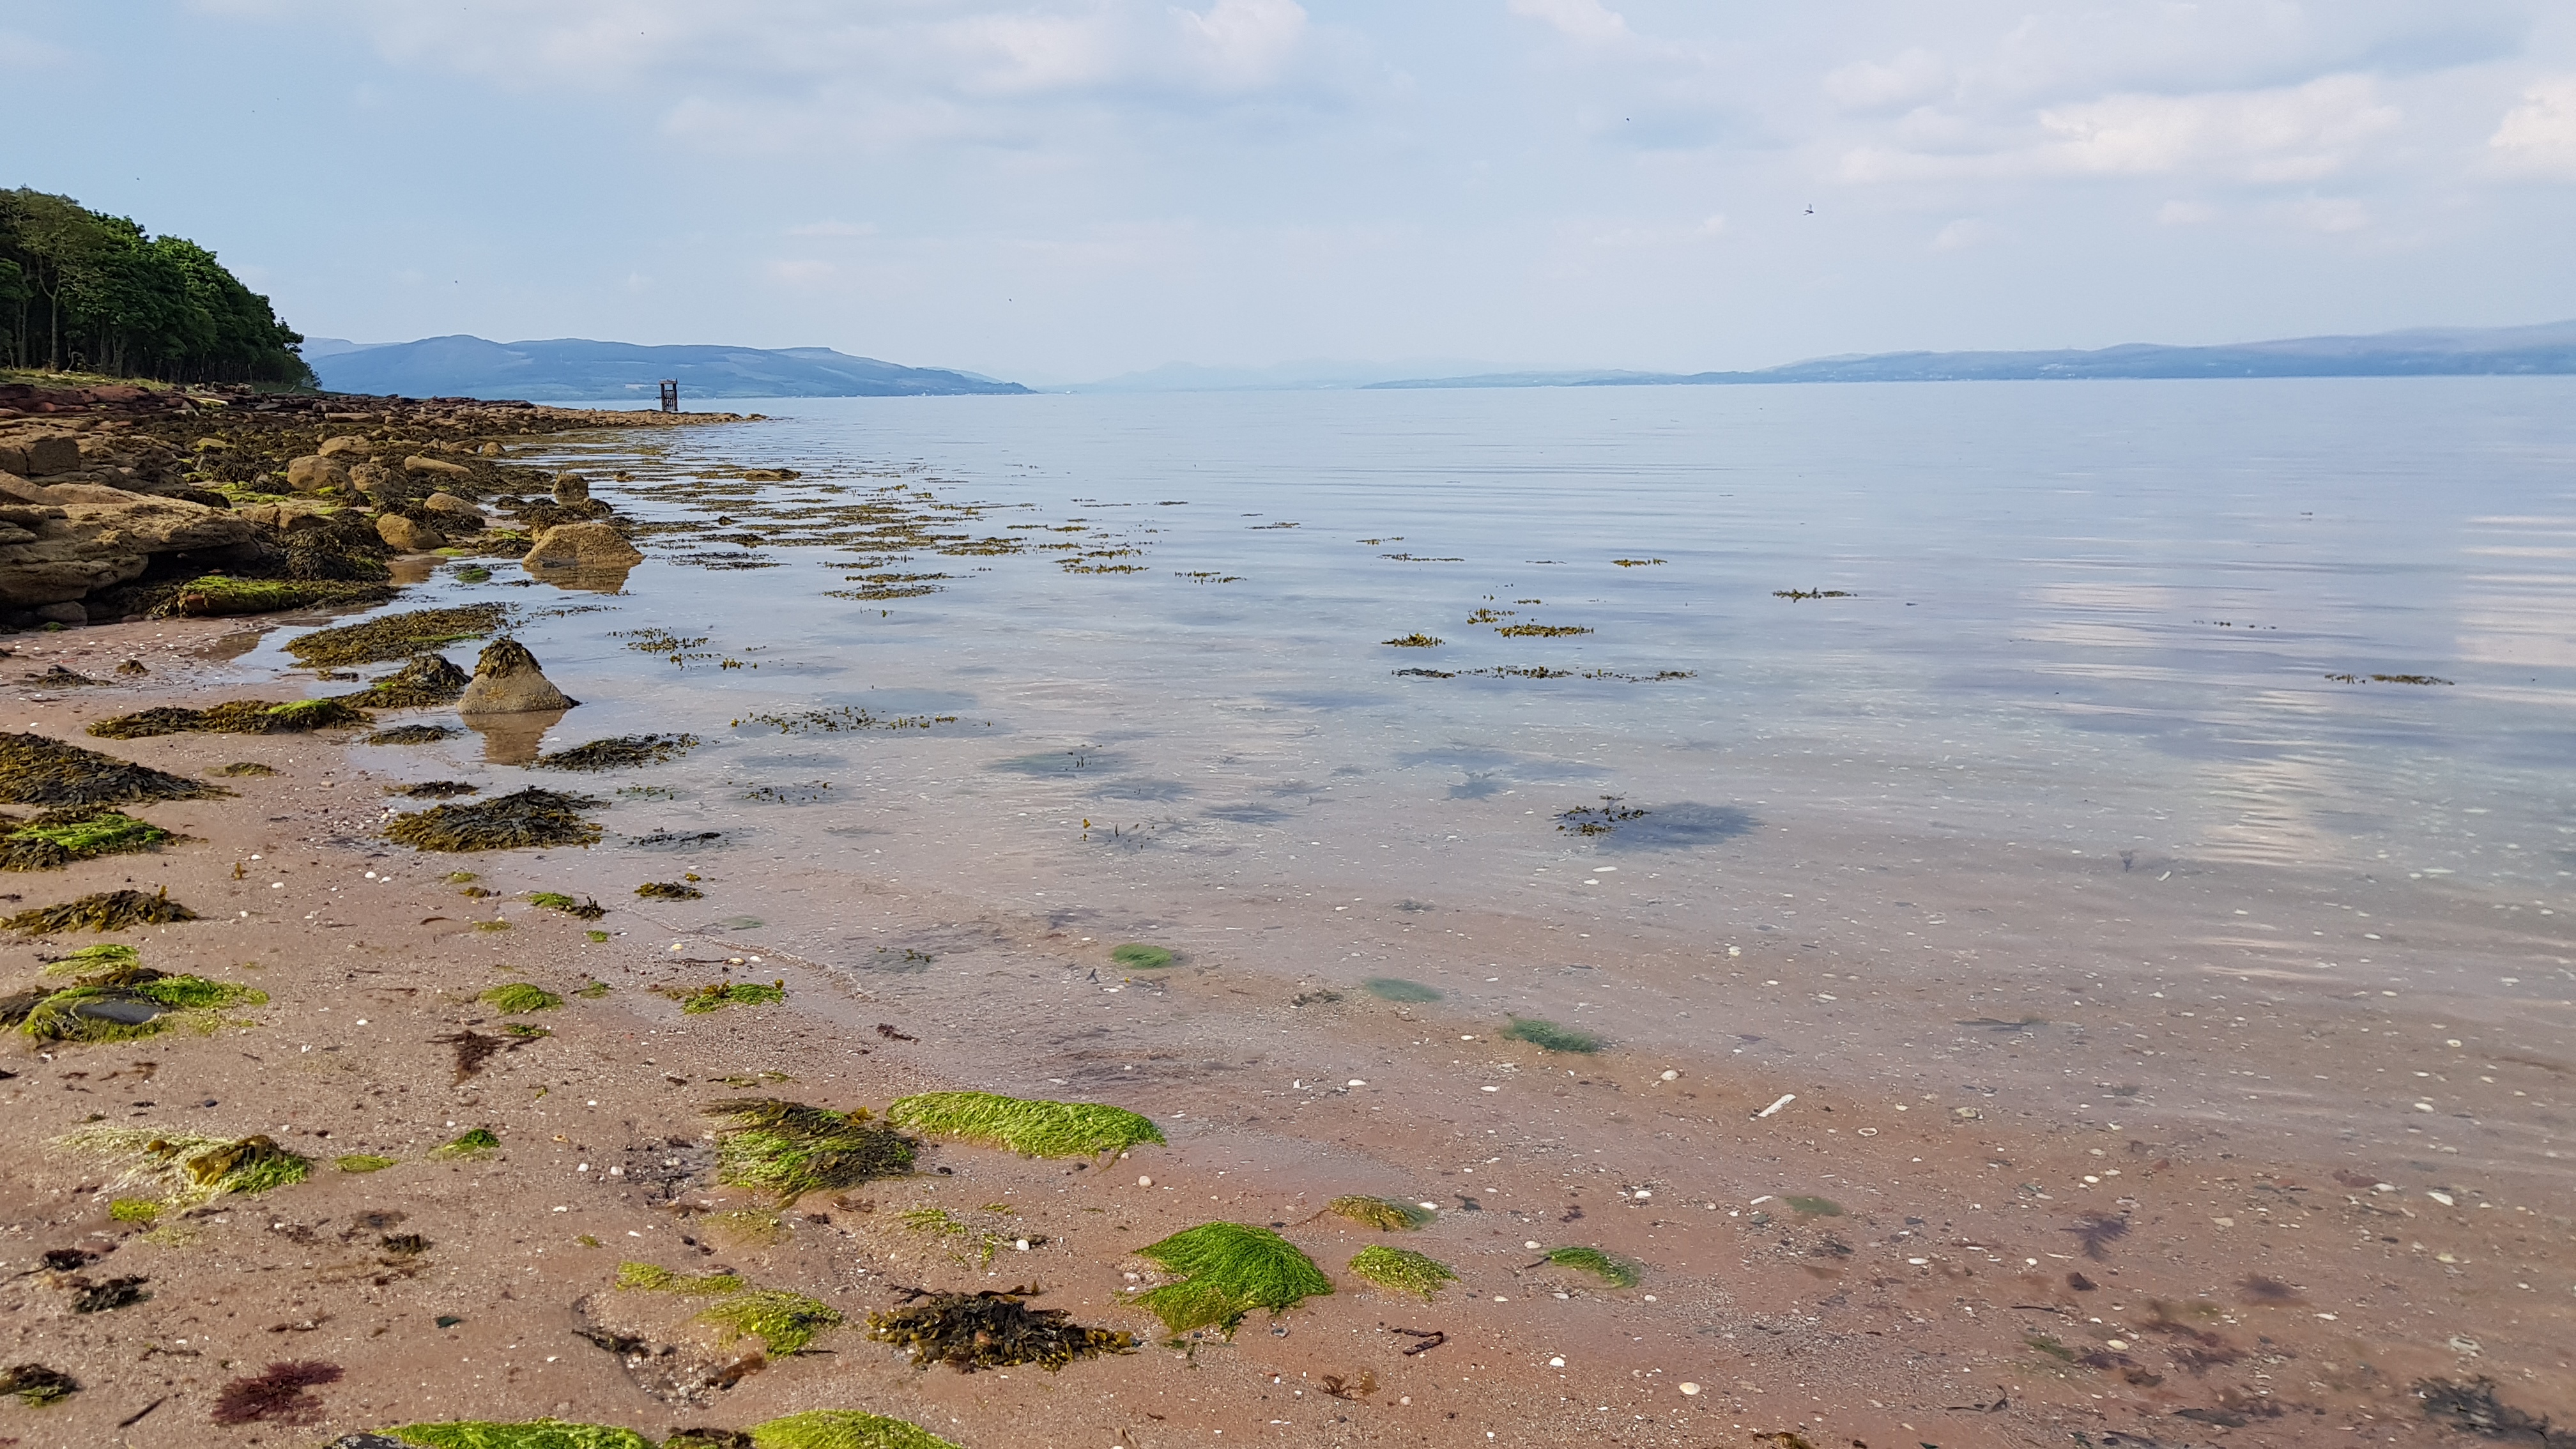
[0,579,2568,1449]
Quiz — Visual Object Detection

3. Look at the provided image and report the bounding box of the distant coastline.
[1357,319,2576,391]
[309,335,1030,402]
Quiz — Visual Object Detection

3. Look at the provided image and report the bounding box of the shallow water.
[272,378,2576,1176]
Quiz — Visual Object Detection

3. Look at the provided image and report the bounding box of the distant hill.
[1362,321,2576,390]
[309,335,1029,401]
[1067,357,1516,392]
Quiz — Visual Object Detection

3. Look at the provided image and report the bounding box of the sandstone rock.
[404,454,473,479]
[318,435,374,457]
[477,441,503,456]
[0,471,49,505]
[0,434,82,477]
[524,519,641,571]
[457,637,578,715]
[0,494,259,607]
[239,501,335,532]
[551,471,589,503]
[422,491,486,529]
[348,461,394,497]
[286,455,350,493]
[375,514,445,553]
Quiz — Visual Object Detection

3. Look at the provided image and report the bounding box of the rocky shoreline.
[0,381,742,631]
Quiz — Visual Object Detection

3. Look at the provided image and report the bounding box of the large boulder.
[524,520,641,571]
[285,455,351,493]
[0,494,260,607]
[0,434,82,477]
[376,514,445,552]
[318,435,374,457]
[421,492,486,530]
[403,454,473,480]
[457,637,578,715]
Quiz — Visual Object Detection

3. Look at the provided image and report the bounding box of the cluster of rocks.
[0,387,732,628]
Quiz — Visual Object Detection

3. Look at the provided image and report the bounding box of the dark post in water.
[658,378,679,413]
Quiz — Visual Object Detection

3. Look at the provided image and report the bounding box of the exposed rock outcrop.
[0,494,260,608]
[523,520,641,572]
[457,637,578,715]
[375,514,445,553]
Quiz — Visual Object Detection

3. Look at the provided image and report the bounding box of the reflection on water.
[276,378,2576,1162]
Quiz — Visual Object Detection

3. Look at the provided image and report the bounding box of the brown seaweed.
[386,787,605,852]
[534,734,700,772]
[4,887,199,935]
[283,604,509,668]
[866,1284,1136,1372]
[0,733,229,808]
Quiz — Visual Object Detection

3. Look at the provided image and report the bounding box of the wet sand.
[0,612,2569,1448]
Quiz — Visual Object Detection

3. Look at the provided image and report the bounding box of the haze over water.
[280,377,2576,1182]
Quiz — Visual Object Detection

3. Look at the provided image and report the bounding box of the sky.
[9,0,2576,381]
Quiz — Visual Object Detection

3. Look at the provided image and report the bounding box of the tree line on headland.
[0,188,313,387]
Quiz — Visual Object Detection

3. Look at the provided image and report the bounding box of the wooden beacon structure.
[658,379,679,413]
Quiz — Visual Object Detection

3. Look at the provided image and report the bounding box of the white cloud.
[2487,77,2576,176]
[1839,75,2402,185]
[1506,0,1632,46]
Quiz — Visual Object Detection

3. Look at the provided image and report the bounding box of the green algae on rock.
[0,1362,80,1406]
[365,1422,656,1449]
[886,1091,1164,1160]
[1501,1015,1604,1054]
[866,1284,1136,1373]
[1347,1245,1458,1301]
[0,808,172,871]
[1132,1223,1331,1337]
[86,697,372,740]
[705,1098,915,1204]
[387,788,604,852]
[1323,1195,1430,1231]
[0,732,229,808]
[284,604,511,668]
[4,887,199,934]
[746,1409,964,1449]
[1108,942,1174,969]
[57,1127,310,1209]
[1540,1245,1640,1288]
[6,964,266,1044]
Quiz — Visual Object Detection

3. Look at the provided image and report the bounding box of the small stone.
[1660,1070,1679,1081]
[1678,1382,1701,1396]
[1136,1175,1153,1188]
[1549,1356,1565,1367]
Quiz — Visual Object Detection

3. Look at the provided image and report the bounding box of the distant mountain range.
[305,335,1028,401]
[1361,321,2576,390]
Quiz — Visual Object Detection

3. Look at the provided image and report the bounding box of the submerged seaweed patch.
[1540,1245,1639,1288]
[1324,1195,1430,1231]
[1361,977,1441,1003]
[284,604,510,668]
[370,724,462,746]
[535,735,700,772]
[868,1284,1137,1373]
[4,887,198,935]
[705,1097,916,1204]
[659,980,786,1014]
[1108,942,1174,970]
[387,788,605,852]
[887,1091,1164,1159]
[213,761,277,777]
[618,1260,843,1355]
[1501,1016,1603,1054]
[57,1127,310,1208]
[1131,1223,1331,1337]
[0,732,229,808]
[1558,795,1646,836]
[1348,1246,1457,1301]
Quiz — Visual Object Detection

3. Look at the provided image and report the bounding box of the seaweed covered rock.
[87,697,371,740]
[524,521,641,572]
[386,787,604,852]
[705,1098,916,1204]
[4,887,199,934]
[287,603,509,668]
[551,473,590,503]
[337,653,471,709]
[0,732,228,807]
[458,638,578,715]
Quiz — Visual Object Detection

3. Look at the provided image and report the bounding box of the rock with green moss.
[0,807,172,871]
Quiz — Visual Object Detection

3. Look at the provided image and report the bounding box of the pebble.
[1680,1383,1701,1396]
[1549,1356,1565,1367]
[1137,1176,1153,1187]
[1660,1070,1678,1080]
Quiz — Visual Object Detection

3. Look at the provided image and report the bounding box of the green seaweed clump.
[1501,1015,1604,1054]
[480,983,562,1015]
[0,1362,79,1406]
[373,1421,655,1449]
[636,881,704,900]
[38,942,137,976]
[1542,1245,1639,1288]
[705,1097,916,1203]
[1108,942,1173,969]
[746,1409,963,1449]
[659,980,786,1013]
[86,696,373,740]
[535,735,700,772]
[284,604,510,668]
[6,967,265,1044]
[109,1197,161,1223]
[1361,977,1441,1003]
[1324,1195,1429,1231]
[617,1261,749,1295]
[432,1127,502,1160]
[866,1284,1137,1373]
[0,732,228,808]
[1131,1223,1331,1337]
[4,887,199,935]
[1348,1245,1458,1301]
[887,1091,1164,1159]
[164,575,396,619]
[56,1127,310,1208]
[387,787,605,852]
[336,1154,397,1173]
[0,808,172,870]
[529,891,607,919]
[698,1289,844,1355]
